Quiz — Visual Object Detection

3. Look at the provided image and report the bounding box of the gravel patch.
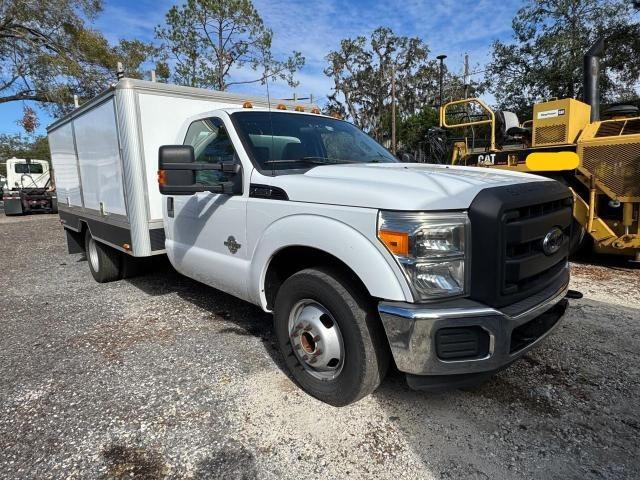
[0,214,638,479]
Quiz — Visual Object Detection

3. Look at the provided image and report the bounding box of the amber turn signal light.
[378,229,409,256]
[157,169,166,186]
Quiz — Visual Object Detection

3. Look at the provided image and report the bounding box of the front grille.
[581,143,640,198]
[502,199,571,296]
[468,181,572,308]
[535,124,567,145]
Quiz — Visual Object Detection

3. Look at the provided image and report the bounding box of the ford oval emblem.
[542,227,564,256]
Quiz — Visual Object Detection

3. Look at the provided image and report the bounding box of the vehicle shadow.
[125,259,640,478]
[571,249,639,270]
[125,256,287,372]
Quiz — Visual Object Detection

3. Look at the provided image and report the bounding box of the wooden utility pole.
[391,64,396,155]
[436,54,447,108]
[464,54,470,99]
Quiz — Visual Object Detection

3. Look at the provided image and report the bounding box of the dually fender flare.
[248,214,413,310]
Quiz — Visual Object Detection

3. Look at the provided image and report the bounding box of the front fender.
[248,214,412,310]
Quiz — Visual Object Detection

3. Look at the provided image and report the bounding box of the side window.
[183,118,237,185]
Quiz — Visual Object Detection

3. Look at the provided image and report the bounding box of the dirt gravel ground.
[0,214,638,480]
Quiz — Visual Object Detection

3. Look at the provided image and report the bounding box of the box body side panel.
[48,124,83,207]
[74,99,127,215]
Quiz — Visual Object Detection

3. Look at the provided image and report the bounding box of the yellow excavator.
[439,39,640,262]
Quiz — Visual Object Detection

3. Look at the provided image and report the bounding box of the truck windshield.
[231,111,397,171]
[15,163,44,174]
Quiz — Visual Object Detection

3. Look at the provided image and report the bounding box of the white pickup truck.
[49,79,571,405]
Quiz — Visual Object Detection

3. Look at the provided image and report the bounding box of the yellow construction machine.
[439,40,640,261]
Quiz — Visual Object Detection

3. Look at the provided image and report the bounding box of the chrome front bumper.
[378,281,569,376]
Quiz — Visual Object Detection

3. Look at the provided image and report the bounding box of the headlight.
[377,211,470,301]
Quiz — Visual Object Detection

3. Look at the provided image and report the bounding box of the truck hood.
[265,163,550,210]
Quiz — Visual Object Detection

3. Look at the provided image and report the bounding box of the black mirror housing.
[158,145,240,195]
[159,145,196,195]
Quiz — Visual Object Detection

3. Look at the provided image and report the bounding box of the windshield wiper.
[263,157,358,165]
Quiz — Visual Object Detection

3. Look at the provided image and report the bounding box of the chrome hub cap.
[288,300,344,381]
[88,237,99,272]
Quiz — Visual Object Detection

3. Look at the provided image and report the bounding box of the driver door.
[164,116,248,299]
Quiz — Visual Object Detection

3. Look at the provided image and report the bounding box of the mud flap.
[65,228,85,254]
[3,197,24,215]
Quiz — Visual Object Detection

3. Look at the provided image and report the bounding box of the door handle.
[167,197,174,218]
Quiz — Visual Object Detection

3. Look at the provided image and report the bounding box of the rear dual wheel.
[85,230,123,283]
[274,267,389,406]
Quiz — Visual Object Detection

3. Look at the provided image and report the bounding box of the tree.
[0,0,157,119]
[398,108,439,152]
[114,40,160,81]
[324,27,477,143]
[486,0,640,118]
[155,0,304,90]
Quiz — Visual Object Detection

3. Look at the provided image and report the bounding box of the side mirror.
[158,145,240,195]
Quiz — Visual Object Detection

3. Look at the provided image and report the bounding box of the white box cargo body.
[47,79,301,256]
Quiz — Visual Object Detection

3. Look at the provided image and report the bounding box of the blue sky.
[0,0,523,136]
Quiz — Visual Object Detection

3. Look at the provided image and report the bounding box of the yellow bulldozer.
[439,39,640,262]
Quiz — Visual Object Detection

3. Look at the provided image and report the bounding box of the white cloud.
[96,0,522,97]
[252,0,521,96]
[0,0,522,133]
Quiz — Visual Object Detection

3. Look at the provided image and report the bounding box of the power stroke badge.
[224,236,241,254]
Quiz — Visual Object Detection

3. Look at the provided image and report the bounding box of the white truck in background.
[48,79,571,406]
[2,157,57,215]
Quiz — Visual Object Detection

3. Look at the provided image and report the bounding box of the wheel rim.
[87,237,99,272]
[288,300,344,381]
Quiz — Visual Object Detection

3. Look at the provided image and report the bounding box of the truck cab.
[2,158,57,216]
[49,79,571,406]
[159,107,571,405]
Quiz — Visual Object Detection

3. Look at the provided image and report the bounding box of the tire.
[274,267,389,406]
[547,175,587,257]
[85,229,122,283]
[569,217,587,257]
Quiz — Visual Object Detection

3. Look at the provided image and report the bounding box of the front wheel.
[274,267,389,406]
